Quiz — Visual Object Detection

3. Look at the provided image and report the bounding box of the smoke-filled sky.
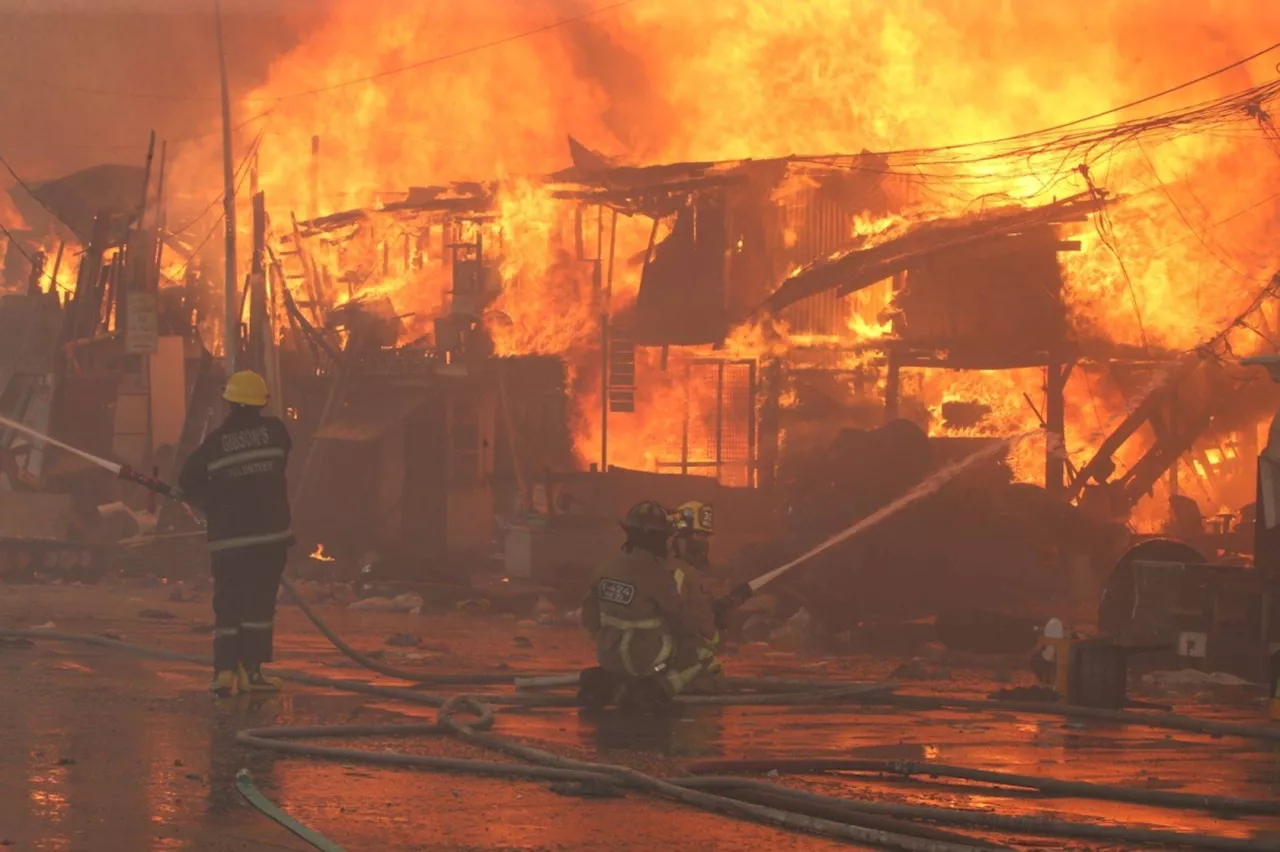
[0,0,327,180]
[5,0,1280,238]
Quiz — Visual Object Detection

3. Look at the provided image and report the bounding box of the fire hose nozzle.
[118,465,181,500]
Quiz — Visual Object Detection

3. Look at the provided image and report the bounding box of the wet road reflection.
[4,598,1280,851]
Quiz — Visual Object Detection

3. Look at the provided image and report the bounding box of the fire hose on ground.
[5,418,1280,848]
[7,619,1280,851]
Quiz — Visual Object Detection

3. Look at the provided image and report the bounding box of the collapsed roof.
[761,192,1111,316]
[9,164,146,246]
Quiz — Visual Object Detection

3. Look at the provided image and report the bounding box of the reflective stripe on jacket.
[178,409,293,552]
[582,549,720,690]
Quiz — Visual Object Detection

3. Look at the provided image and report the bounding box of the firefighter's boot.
[618,676,673,714]
[237,663,282,694]
[577,667,618,710]
[209,670,237,698]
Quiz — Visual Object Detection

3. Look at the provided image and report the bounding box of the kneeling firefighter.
[579,501,722,708]
[178,370,294,698]
[670,500,753,632]
[670,500,714,571]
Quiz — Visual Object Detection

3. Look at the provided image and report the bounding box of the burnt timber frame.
[1070,270,1280,515]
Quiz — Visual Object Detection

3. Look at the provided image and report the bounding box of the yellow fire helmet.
[671,501,714,535]
[223,370,269,407]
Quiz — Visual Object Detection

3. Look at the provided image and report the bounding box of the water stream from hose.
[748,430,1039,592]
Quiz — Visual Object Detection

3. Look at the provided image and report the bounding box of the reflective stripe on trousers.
[598,613,673,676]
[664,643,721,694]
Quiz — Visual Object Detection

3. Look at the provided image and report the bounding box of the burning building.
[6,2,1280,611]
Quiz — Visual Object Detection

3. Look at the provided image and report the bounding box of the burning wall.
[162,0,1280,518]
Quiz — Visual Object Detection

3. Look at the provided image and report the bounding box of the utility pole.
[215,0,238,374]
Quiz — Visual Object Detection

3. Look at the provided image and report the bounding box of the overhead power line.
[270,0,639,101]
[8,0,639,105]
[880,38,1280,158]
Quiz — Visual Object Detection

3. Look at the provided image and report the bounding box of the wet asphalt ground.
[2,582,1279,851]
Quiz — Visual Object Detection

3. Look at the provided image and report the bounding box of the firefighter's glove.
[712,582,754,630]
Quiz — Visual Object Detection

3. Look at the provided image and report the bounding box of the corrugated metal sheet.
[774,170,922,334]
[778,185,854,334]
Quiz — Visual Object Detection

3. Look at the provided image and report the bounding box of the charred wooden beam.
[762,192,1115,315]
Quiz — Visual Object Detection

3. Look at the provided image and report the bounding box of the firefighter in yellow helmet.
[670,501,714,571]
[178,370,293,698]
[578,501,721,710]
[670,500,754,636]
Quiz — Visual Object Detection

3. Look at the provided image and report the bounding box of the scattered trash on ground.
[385,633,421,647]
[989,684,1060,702]
[889,658,952,681]
[547,779,623,799]
[282,581,357,606]
[348,593,423,615]
[1141,669,1255,689]
[512,636,533,649]
[534,596,558,626]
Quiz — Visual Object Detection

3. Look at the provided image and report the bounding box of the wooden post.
[885,271,906,424]
[884,355,901,422]
[715,360,724,482]
[597,207,615,475]
[681,364,690,476]
[26,251,45,296]
[136,131,156,226]
[249,192,268,375]
[747,359,758,488]
[69,212,110,340]
[605,208,617,299]
[757,359,781,490]
[215,0,238,374]
[1046,359,1073,497]
[310,135,320,219]
[151,142,167,291]
[600,311,609,473]
[48,242,64,293]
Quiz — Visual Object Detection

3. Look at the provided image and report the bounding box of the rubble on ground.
[1140,669,1256,690]
[385,633,421,647]
[889,658,953,681]
[281,580,357,606]
[348,592,423,614]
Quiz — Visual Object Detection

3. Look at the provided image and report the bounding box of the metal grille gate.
[656,359,757,487]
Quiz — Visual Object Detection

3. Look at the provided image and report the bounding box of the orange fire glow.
[165,0,1280,519]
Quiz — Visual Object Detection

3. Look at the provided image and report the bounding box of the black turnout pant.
[211,542,287,673]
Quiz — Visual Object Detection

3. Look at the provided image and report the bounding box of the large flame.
[167,0,1280,512]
